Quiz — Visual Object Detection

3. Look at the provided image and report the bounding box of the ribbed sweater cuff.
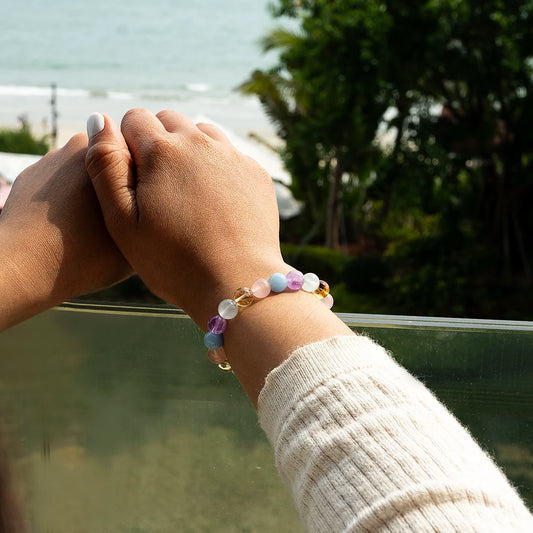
[257,334,393,443]
[256,335,533,532]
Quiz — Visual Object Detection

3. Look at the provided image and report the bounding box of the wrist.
[197,264,352,405]
[173,254,290,330]
[0,230,63,331]
[223,289,352,405]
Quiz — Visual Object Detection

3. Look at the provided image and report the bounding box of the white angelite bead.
[302,272,320,292]
[218,298,239,319]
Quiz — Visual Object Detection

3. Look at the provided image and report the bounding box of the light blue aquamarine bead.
[269,273,288,293]
[204,331,224,350]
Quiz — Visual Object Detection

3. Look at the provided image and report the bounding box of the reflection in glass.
[0,304,531,530]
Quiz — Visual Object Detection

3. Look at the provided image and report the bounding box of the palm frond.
[261,27,305,53]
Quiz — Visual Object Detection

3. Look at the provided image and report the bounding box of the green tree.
[387,0,533,285]
[241,0,390,248]
[243,0,533,314]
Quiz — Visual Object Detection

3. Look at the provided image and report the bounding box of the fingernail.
[87,112,105,139]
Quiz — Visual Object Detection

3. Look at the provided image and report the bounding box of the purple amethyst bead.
[208,315,228,334]
[286,269,305,290]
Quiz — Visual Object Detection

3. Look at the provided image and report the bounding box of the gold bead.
[233,287,254,308]
[218,361,233,372]
[314,280,330,298]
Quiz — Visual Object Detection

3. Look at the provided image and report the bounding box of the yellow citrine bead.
[218,361,233,372]
[314,280,330,298]
[233,287,254,308]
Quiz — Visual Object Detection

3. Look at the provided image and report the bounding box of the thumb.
[85,112,138,234]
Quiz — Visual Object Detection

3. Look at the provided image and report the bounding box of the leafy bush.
[343,254,390,294]
[281,243,348,284]
[383,236,503,318]
[329,283,390,314]
[0,124,49,155]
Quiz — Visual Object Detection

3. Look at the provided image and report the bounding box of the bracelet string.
[203,270,334,372]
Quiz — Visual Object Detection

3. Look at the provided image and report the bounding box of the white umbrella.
[0,151,41,183]
[0,152,41,211]
[0,178,11,211]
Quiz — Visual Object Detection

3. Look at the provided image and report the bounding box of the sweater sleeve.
[257,335,533,532]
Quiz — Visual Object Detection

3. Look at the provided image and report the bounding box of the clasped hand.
[0,109,286,331]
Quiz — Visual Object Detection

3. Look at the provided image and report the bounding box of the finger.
[155,109,199,134]
[86,113,138,231]
[120,108,168,153]
[62,132,89,152]
[196,122,231,144]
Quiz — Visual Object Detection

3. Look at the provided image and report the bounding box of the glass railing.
[0,303,531,531]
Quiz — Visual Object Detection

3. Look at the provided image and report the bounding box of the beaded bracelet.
[203,270,333,372]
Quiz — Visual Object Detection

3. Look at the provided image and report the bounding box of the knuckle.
[69,132,88,145]
[148,136,175,159]
[155,109,172,121]
[189,130,213,152]
[125,107,147,117]
[62,134,88,158]
[122,107,148,126]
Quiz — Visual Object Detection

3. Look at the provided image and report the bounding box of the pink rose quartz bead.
[251,278,271,299]
[322,293,334,309]
[286,269,304,290]
[207,348,227,365]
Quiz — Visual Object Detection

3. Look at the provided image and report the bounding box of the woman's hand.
[85,110,287,327]
[86,109,351,404]
[0,134,131,331]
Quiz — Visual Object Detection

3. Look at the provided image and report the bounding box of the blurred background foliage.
[0,122,49,155]
[237,0,533,319]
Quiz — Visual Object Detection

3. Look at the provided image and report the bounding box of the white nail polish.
[87,112,105,139]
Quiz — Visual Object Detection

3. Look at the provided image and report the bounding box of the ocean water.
[0,0,279,136]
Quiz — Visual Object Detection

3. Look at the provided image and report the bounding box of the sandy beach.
[0,87,278,149]
[0,90,293,209]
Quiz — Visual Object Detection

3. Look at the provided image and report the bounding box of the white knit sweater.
[257,335,533,532]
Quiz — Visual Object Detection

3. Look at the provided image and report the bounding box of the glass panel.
[0,304,531,530]
[342,312,533,509]
[0,303,303,532]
